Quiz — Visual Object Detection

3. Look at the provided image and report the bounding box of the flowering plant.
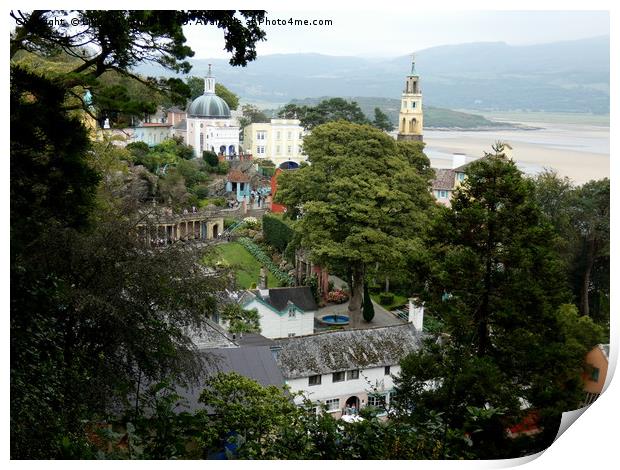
[327,290,349,304]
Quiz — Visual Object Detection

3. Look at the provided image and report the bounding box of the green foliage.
[262,213,295,252]
[372,107,394,131]
[363,283,375,322]
[393,145,600,458]
[202,150,219,167]
[220,303,261,334]
[278,98,369,130]
[196,372,300,459]
[378,292,395,306]
[275,120,435,325]
[240,104,270,128]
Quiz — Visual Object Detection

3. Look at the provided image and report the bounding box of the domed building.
[185,65,239,159]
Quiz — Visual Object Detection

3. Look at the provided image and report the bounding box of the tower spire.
[410,53,416,75]
[204,64,216,94]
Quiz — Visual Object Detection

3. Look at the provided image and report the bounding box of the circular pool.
[319,314,350,326]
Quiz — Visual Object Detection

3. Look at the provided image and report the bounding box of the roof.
[188,93,231,118]
[600,344,610,361]
[432,168,456,190]
[175,346,286,413]
[174,118,187,130]
[274,323,423,379]
[227,169,250,183]
[186,320,236,349]
[139,122,172,128]
[248,286,318,312]
[235,333,276,347]
[167,106,186,114]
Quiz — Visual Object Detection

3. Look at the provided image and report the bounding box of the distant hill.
[274,97,511,129]
[134,36,609,114]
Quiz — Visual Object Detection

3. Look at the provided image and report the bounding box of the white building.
[185,65,240,159]
[273,323,423,419]
[238,287,317,339]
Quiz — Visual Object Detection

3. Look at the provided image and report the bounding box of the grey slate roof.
[249,286,318,312]
[274,324,423,379]
[600,344,610,360]
[432,168,456,190]
[186,320,236,349]
[176,346,286,412]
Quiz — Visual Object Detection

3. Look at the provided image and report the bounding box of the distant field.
[212,242,284,289]
[468,110,610,127]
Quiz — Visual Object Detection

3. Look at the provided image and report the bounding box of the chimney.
[408,298,424,333]
[452,153,466,169]
[259,266,268,290]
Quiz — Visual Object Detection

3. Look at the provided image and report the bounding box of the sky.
[183,10,610,59]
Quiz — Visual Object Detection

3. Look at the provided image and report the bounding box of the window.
[287,131,292,140]
[287,145,292,155]
[325,398,340,411]
[412,101,417,108]
[384,366,391,376]
[332,371,345,383]
[435,190,449,199]
[288,332,296,337]
[347,369,359,380]
[457,172,465,181]
[256,131,266,140]
[288,307,296,318]
[276,145,281,154]
[368,394,386,408]
[299,132,303,139]
[276,131,281,140]
[591,367,600,381]
[308,374,321,386]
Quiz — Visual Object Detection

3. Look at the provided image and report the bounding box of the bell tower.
[397,54,423,142]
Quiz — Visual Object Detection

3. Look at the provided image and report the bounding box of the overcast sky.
[183,10,609,59]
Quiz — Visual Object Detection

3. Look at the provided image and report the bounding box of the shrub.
[262,213,294,252]
[202,150,219,167]
[363,283,375,322]
[379,293,395,306]
[193,184,211,200]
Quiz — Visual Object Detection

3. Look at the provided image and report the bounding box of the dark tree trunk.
[348,263,365,328]
[580,237,596,317]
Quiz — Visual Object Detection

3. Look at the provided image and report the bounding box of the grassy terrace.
[212,242,285,289]
[370,292,409,311]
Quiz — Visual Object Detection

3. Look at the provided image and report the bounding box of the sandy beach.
[424,121,609,185]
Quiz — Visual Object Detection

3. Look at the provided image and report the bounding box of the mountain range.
[134,35,609,114]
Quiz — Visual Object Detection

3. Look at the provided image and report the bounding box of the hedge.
[262,213,294,252]
[238,237,295,286]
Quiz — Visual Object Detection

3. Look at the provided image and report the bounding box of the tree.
[220,304,261,334]
[240,103,269,127]
[372,107,394,131]
[11,10,266,458]
[202,150,219,167]
[393,145,604,458]
[569,179,609,318]
[278,98,369,130]
[196,373,304,459]
[362,282,375,322]
[274,121,435,327]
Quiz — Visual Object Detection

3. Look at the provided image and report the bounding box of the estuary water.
[424,118,609,184]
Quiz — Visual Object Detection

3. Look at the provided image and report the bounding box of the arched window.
[402,118,406,132]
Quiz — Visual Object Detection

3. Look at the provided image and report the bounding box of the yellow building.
[397,54,424,142]
[243,118,306,168]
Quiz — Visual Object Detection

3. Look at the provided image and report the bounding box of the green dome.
[188,93,231,118]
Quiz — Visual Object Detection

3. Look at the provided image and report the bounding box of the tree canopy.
[274,121,435,326]
[277,98,369,129]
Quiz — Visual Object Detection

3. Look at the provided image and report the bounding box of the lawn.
[212,242,285,289]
